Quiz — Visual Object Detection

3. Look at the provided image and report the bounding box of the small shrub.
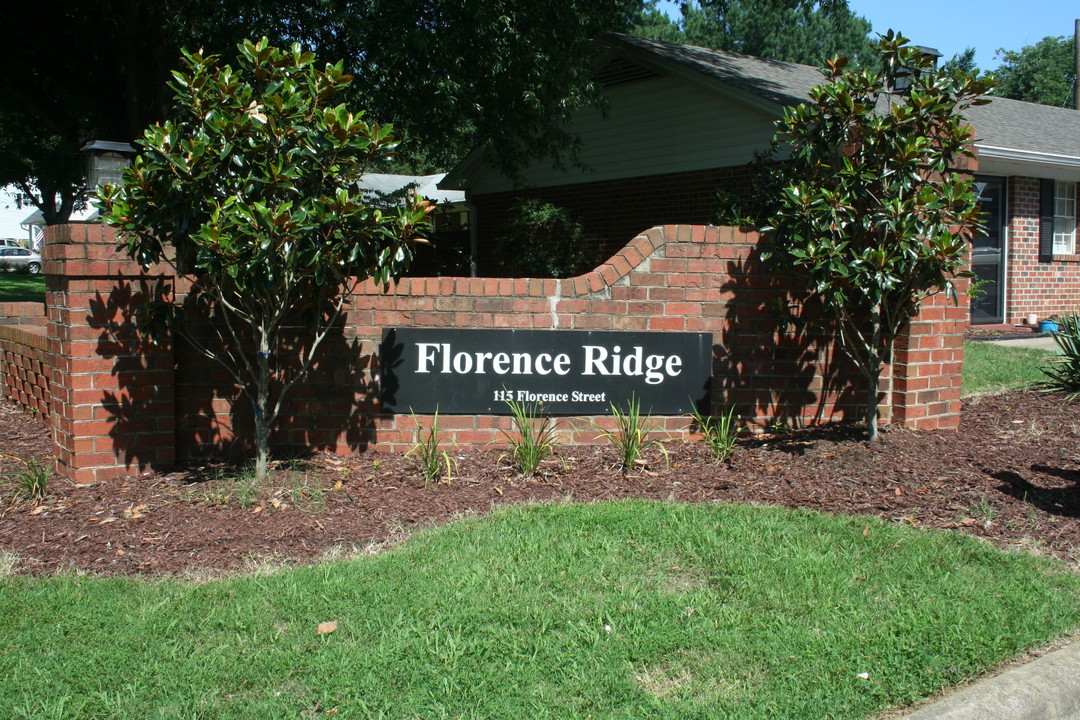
[597,396,669,473]
[501,396,558,476]
[1040,313,1080,397]
[689,405,740,462]
[408,410,455,485]
[497,199,590,278]
[2,455,50,503]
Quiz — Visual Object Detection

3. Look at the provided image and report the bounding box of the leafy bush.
[96,39,432,482]
[1041,313,1080,397]
[758,32,995,441]
[498,199,590,278]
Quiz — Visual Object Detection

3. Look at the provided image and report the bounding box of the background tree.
[760,32,996,441]
[992,35,1076,107]
[1,1,642,224]
[633,0,871,66]
[96,39,432,481]
[0,1,295,224]
[941,48,981,77]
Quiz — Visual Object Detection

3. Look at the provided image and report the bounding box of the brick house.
[443,32,1080,326]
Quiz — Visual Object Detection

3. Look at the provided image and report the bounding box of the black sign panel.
[380,328,712,415]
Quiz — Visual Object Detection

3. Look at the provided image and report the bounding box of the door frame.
[970,175,1007,325]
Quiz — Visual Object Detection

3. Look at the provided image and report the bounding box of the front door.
[971,177,1006,324]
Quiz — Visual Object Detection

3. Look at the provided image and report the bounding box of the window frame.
[1052,180,1077,256]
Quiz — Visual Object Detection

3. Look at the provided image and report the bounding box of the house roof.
[964,99,1080,163]
[20,207,100,226]
[361,173,465,205]
[598,32,826,109]
[444,33,1079,190]
[600,32,1080,169]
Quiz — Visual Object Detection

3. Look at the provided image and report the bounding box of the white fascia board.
[976,144,1080,182]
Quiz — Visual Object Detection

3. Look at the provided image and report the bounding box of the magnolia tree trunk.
[865,366,881,443]
[253,328,272,483]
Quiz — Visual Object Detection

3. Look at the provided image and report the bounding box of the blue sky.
[656,0,1076,70]
[847,0,1076,71]
[3,2,1074,239]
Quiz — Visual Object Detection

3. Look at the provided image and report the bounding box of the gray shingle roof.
[600,32,826,108]
[600,32,1080,161]
[965,98,1080,159]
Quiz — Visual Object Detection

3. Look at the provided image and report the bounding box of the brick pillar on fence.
[44,223,177,483]
[887,148,975,431]
[889,280,970,431]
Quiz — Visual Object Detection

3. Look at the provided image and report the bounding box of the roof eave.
[976,144,1080,181]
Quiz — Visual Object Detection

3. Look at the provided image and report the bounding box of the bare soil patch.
[2,390,1078,577]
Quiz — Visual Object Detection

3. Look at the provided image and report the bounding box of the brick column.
[889,281,969,431]
[44,223,176,483]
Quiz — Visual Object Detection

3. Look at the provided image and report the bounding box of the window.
[1053,181,1077,255]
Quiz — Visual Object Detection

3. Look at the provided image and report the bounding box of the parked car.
[0,238,25,248]
[0,247,42,273]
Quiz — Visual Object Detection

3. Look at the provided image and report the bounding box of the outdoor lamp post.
[79,140,137,194]
[891,46,942,92]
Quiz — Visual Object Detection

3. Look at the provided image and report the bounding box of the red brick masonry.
[1,223,966,483]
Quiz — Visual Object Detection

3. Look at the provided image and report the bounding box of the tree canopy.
[992,35,1077,108]
[0,1,641,224]
[633,0,871,66]
[0,1,294,224]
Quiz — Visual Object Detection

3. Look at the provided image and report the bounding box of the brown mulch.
[1,391,1078,577]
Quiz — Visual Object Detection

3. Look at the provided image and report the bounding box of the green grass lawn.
[2,501,1077,719]
[0,272,45,303]
[962,340,1053,396]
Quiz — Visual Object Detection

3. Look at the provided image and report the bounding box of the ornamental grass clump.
[1,454,49,503]
[408,410,455,485]
[689,405,740,462]
[1040,313,1080,397]
[501,396,558,476]
[598,395,669,473]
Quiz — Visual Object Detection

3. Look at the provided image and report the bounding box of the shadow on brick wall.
[86,278,381,470]
[170,294,380,463]
[714,239,862,429]
[86,278,176,473]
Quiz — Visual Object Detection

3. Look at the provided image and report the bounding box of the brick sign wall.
[29,222,966,483]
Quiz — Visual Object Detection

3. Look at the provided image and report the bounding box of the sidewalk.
[985,334,1061,351]
[898,639,1080,719]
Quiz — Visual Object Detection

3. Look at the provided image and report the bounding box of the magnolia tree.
[761,32,997,441]
[97,38,432,481]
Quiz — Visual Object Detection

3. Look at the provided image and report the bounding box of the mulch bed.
[1,390,1078,577]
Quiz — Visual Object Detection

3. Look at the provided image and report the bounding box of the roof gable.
[598,32,825,109]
